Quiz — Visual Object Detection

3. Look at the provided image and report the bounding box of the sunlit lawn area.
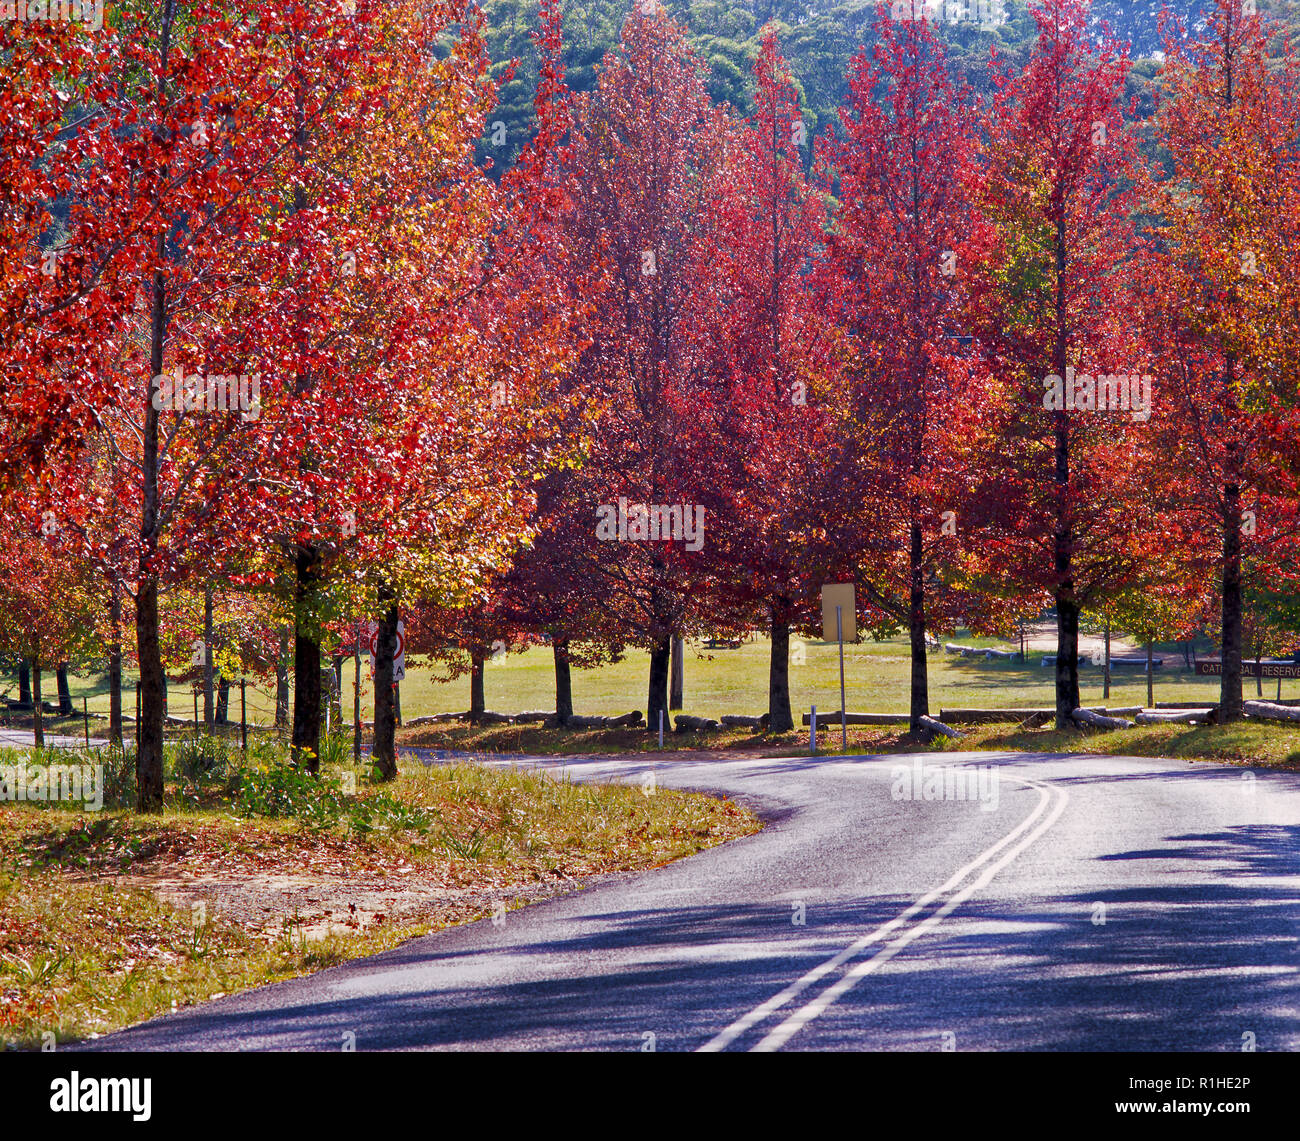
[16,634,1287,734]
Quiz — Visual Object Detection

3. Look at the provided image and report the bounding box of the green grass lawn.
[14,634,1287,733]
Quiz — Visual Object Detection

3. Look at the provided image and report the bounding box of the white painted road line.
[699,773,1063,1052]
[753,779,1070,1050]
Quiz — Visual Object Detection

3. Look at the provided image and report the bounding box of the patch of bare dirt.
[88,864,589,943]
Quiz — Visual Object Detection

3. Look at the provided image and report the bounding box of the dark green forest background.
[473,0,1300,170]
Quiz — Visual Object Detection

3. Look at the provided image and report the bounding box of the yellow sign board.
[821,583,856,643]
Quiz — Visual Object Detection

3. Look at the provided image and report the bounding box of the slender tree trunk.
[1051,203,1079,729]
[135,3,173,814]
[109,583,122,745]
[372,585,399,781]
[1053,418,1080,725]
[647,635,671,732]
[56,664,72,716]
[1220,484,1244,722]
[1147,641,1154,708]
[18,659,30,705]
[31,659,43,749]
[768,601,794,733]
[908,522,930,733]
[353,622,362,750]
[135,578,165,810]
[275,626,289,728]
[137,272,166,808]
[216,676,230,724]
[291,543,323,770]
[1103,622,1112,700]
[1255,647,1263,697]
[469,655,485,718]
[203,581,214,732]
[669,635,684,710]
[553,637,573,726]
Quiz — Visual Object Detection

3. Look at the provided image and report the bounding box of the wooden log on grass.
[1244,700,1300,723]
[942,706,1126,725]
[720,714,768,729]
[1135,709,1213,725]
[511,711,553,724]
[800,711,911,726]
[1072,707,1133,730]
[675,714,721,732]
[566,711,644,729]
[918,715,963,739]
[403,713,462,727]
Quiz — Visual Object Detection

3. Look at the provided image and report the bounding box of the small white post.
[810,705,817,754]
[658,708,664,749]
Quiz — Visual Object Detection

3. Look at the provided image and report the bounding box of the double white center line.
[699,773,1070,1052]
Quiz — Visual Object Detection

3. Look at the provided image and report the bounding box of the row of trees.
[2,0,1298,811]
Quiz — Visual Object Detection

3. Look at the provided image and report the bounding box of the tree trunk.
[669,635,684,710]
[768,602,794,733]
[291,543,323,770]
[1220,484,1244,722]
[203,580,214,732]
[469,655,486,718]
[1255,649,1263,697]
[18,659,30,705]
[1147,641,1154,708]
[31,659,43,750]
[353,622,362,750]
[1051,203,1079,729]
[1055,588,1081,729]
[275,626,290,728]
[108,583,122,745]
[908,521,930,734]
[768,615,794,733]
[372,586,399,781]
[56,664,73,716]
[553,637,574,726]
[1053,407,1080,727]
[135,577,166,811]
[647,635,671,733]
[1103,622,1112,700]
[216,676,230,724]
[133,11,171,813]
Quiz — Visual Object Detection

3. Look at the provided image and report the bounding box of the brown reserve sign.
[1195,659,1300,679]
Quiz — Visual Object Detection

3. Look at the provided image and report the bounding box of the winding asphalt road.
[83,749,1300,1051]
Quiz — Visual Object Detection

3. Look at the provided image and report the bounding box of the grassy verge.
[395,716,1300,770]
[960,719,1300,768]
[0,742,760,1049]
